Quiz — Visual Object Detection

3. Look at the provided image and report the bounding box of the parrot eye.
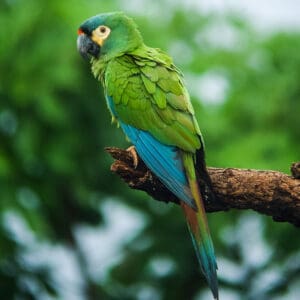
[99,26,106,33]
[96,25,111,39]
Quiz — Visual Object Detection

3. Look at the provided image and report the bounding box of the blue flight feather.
[106,95,196,208]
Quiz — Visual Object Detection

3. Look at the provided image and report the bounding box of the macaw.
[77,12,218,299]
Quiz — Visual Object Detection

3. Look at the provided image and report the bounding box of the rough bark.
[105,147,300,227]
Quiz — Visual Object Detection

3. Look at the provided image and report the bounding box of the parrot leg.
[126,145,139,168]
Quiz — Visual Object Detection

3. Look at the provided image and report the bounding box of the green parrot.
[77,12,218,299]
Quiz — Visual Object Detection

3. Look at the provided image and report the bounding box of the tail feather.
[181,202,218,299]
[182,153,218,299]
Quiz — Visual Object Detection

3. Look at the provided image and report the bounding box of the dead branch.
[105,147,300,227]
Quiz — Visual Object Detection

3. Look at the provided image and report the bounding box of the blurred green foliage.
[0,0,299,299]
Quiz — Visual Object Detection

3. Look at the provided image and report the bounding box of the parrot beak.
[77,32,100,59]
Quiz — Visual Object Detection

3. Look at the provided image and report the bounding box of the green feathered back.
[93,46,202,153]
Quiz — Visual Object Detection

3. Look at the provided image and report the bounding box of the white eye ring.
[97,26,111,39]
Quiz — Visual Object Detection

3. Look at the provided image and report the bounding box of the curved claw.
[127,146,139,168]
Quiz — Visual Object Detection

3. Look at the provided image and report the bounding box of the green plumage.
[92,46,202,153]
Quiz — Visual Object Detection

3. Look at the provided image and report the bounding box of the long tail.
[182,154,218,299]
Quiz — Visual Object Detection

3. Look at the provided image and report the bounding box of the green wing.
[104,46,202,153]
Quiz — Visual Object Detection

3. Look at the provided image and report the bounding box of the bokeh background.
[1,0,300,299]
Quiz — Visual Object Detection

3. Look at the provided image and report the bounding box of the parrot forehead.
[79,12,130,34]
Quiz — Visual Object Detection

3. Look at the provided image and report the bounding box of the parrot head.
[77,12,143,60]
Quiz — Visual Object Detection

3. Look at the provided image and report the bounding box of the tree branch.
[105,147,300,227]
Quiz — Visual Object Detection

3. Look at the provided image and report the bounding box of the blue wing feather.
[106,95,196,208]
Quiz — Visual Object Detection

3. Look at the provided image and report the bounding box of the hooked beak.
[77,32,101,59]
